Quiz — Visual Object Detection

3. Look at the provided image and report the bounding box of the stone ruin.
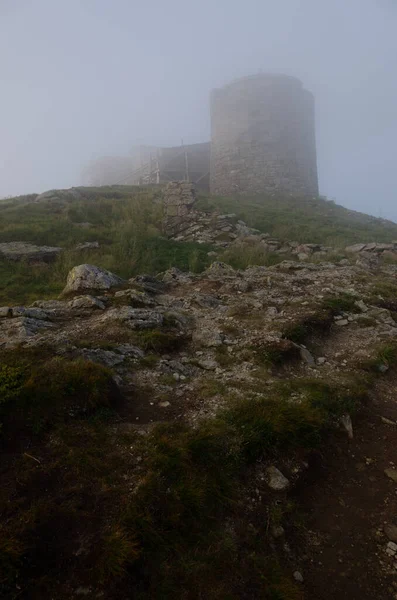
[161,182,331,259]
[162,181,197,237]
[161,182,397,267]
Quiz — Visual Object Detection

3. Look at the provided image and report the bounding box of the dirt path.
[294,373,397,600]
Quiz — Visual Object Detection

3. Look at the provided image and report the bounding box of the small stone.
[300,347,315,366]
[317,357,326,365]
[265,466,290,491]
[381,417,396,426]
[158,401,171,408]
[385,468,397,483]
[293,571,304,583]
[386,542,397,556]
[75,241,100,251]
[384,524,397,544]
[340,414,354,439]
[0,307,12,318]
[355,300,368,312]
[69,295,106,310]
[173,372,180,381]
[197,359,218,371]
[335,319,349,327]
[271,525,285,539]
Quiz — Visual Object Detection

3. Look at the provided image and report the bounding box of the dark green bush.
[0,364,25,405]
[0,357,118,436]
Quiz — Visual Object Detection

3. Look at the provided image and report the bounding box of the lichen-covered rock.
[62,264,124,295]
[68,295,106,310]
[11,306,49,320]
[99,306,163,329]
[0,317,55,348]
[75,241,100,251]
[78,348,125,368]
[204,262,236,280]
[0,242,62,263]
[192,327,223,347]
[114,289,155,306]
[162,267,193,285]
[130,274,166,294]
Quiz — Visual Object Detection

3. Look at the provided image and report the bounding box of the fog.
[1,0,396,220]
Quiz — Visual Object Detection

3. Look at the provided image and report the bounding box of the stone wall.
[210,74,319,197]
[162,181,197,236]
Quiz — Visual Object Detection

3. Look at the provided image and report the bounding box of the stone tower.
[210,74,319,197]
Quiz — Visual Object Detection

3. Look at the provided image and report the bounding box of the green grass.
[322,293,360,314]
[0,188,212,304]
[2,184,397,597]
[363,342,397,373]
[0,340,367,598]
[118,377,362,597]
[197,194,397,247]
[0,352,118,437]
[221,244,286,269]
[2,185,397,305]
[282,309,334,344]
[254,339,301,366]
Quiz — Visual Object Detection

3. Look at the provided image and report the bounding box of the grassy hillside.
[2,186,397,598]
[1,185,397,304]
[0,187,211,304]
[197,194,397,246]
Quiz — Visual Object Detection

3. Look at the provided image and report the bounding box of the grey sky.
[1,0,396,220]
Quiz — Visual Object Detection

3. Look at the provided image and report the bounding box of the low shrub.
[322,293,360,314]
[363,343,397,374]
[254,339,301,366]
[133,329,187,353]
[282,310,333,344]
[0,364,25,405]
[221,243,285,270]
[0,357,119,437]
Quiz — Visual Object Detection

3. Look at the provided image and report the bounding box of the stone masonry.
[210,74,319,197]
[83,73,320,200]
[162,181,197,236]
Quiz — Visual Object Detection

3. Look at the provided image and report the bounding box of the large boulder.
[0,242,62,263]
[62,264,125,295]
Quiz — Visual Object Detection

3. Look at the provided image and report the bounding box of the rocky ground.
[3,251,397,598]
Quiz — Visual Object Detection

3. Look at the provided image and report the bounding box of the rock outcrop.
[62,264,125,295]
[0,242,62,263]
[161,183,331,257]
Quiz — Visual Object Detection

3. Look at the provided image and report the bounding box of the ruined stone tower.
[210,74,318,197]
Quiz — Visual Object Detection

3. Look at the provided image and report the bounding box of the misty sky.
[1,0,396,220]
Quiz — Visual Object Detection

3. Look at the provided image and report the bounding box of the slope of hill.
[1,186,397,305]
[197,193,397,246]
[2,186,397,598]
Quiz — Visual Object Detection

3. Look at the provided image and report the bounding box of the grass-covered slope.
[197,194,397,246]
[0,186,211,304]
[1,185,397,305]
